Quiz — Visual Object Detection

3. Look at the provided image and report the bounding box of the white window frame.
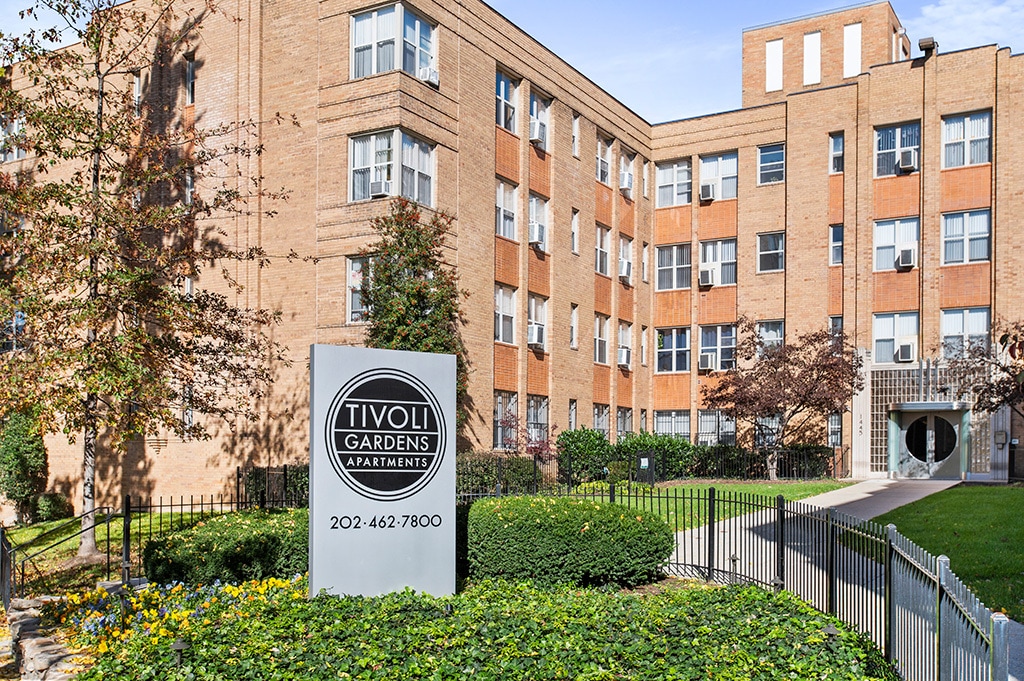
[493,390,517,450]
[596,136,612,184]
[616,407,633,439]
[656,160,692,207]
[570,209,579,254]
[755,414,782,448]
[400,7,435,78]
[183,167,194,206]
[700,238,737,285]
[348,255,373,323]
[697,410,736,446]
[803,31,821,85]
[757,144,785,185]
[874,217,919,271]
[656,327,690,373]
[568,399,578,430]
[593,403,610,437]
[830,225,844,266]
[528,294,547,351]
[828,413,842,448]
[352,5,435,80]
[873,311,919,364]
[942,210,990,265]
[656,244,691,291]
[640,326,648,366]
[758,320,784,349]
[655,410,690,440]
[843,23,862,78]
[617,321,632,367]
[642,160,650,198]
[133,72,142,117]
[569,304,579,349]
[595,225,610,276]
[494,284,516,344]
[351,129,434,206]
[943,112,990,168]
[941,307,989,359]
[571,114,580,157]
[830,132,844,174]
[620,151,635,192]
[495,179,517,239]
[618,235,633,283]
[1,117,27,163]
[699,152,738,200]
[526,395,549,444]
[185,54,195,105]
[528,193,548,251]
[700,324,737,371]
[765,39,783,92]
[594,314,609,364]
[496,71,518,132]
[757,232,785,273]
[529,92,550,151]
[875,122,920,177]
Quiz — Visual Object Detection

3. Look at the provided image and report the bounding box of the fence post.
[532,455,538,495]
[991,612,1009,681]
[885,524,895,664]
[283,464,289,506]
[495,457,503,497]
[122,495,132,588]
[236,466,241,507]
[706,487,716,582]
[937,555,950,681]
[609,480,615,504]
[826,507,837,615]
[774,494,785,591]
[259,489,266,510]
[0,528,9,610]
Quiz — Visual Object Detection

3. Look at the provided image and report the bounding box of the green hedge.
[456,450,543,495]
[468,496,673,587]
[142,508,308,585]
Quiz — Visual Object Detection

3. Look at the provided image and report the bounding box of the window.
[830,133,844,173]
[804,32,821,85]
[495,71,517,132]
[755,414,782,448]
[133,72,142,117]
[757,144,785,184]
[758,320,784,349]
[843,23,862,78]
[873,311,918,363]
[617,321,632,368]
[643,160,650,198]
[570,209,579,254]
[700,238,737,285]
[0,117,27,162]
[640,326,648,365]
[527,294,547,350]
[656,160,692,207]
[348,256,372,323]
[529,93,549,150]
[830,225,844,265]
[642,243,649,282]
[828,413,842,448]
[568,399,578,430]
[595,226,610,275]
[528,194,548,250]
[875,122,920,177]
[697,410,735,446]
[495,179,517,239]
[640,410,647,432]
[494,285,516,344]
[829,315,844,335]
[874,217,919,271]
[620,151,635,193]
[656,244,691,290]
[655,410,690,440]
[941,307,989,359]
[765,39,783,92]
[569,304,578,349]
[618,235,633,283]
[185,54,195,105]
[571,114,580,157]
[616,407,633,439]
[699,152,738,200]
[596,136,612,184]
[526,395,549,444]
[594,314,609,364]
[351,129,434,205]
[943,112,990,168]
[943,210,990,264]
[493,390,517,449]
[1,311,27,353]
[352,5,434,79]
[700,324,737,371]
[401,9,434,78]
[757,232,785,272]
[183,167,194,206]
[657,327,690,373]
[593,404,610,437]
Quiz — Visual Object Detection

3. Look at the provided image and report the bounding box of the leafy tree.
[0,0,288,555]
[946,320,1024,420]
[0,411,48,523]
[701,319,864,480]
[362,198,469,432]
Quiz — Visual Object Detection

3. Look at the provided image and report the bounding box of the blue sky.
[2,0,1022,122]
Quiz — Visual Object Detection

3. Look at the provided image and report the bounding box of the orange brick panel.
[617,373,633,408]
[495,127,519,182]
[618,193,635,237]
[527,350,549,395]
[529,147,551,198]
[873,175,920,220]
[495,236,519,287]
[655,207,692,245]
[940,166,991,213]
[939,263,991,309]
[829,174,844,225]
[494,343,519,392]
[829,266,844,316]
[698,286,738,325]
[872,271,920,313]
[595,183,613,226]
[656,290,692,326]
[653,374,691,410]
[593,364,611,403]
[695,374,723,409]
[594,275,612,316]
[618,285,634,323]
[528,249,550,298]
[697,199,738,240]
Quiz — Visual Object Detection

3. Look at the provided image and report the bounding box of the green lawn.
[873,484,1024,622]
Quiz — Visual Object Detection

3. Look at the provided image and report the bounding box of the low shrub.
[0,412,48,523]
[456,450,545,495]
[468,495,673,587]
[142,508,308,585]
[615,432,696,481]
[33,492,73,522]
[556,427,613,484]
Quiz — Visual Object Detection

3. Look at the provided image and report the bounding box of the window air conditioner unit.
[527,323,545,348]
[698,352,716,371]
[894,341,916,363]
[618,259,632,282]
[898,148,918,173]
[699,183,716,202]
[529,120,547,146]
[417,67,439,87]
[698,268,715,287]
[369,180,391,198]
[617,346,632,368]
[528,221,545,247]
[620,172,634,194]
[895,246,917,270]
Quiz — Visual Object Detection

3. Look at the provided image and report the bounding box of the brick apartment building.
[4,0,1021,505]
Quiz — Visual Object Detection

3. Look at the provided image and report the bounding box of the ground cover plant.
[44,577,898,680]
[873,483,1024,622]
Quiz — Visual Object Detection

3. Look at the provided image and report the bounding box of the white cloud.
[904,0,1024,52]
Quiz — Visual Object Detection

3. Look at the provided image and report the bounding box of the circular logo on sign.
[325,368,446,501]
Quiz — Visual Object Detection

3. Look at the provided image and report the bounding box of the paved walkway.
[798,478,960,520]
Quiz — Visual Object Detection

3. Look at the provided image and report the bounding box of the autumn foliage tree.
[702,319,864,479]
[946,320,1024,421]
[0,0,289,555]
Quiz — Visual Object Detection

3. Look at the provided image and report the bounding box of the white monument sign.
[309,345,456,597]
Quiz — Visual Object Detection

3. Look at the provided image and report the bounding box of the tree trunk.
[78,391,100,557]
[766,447,779,482]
